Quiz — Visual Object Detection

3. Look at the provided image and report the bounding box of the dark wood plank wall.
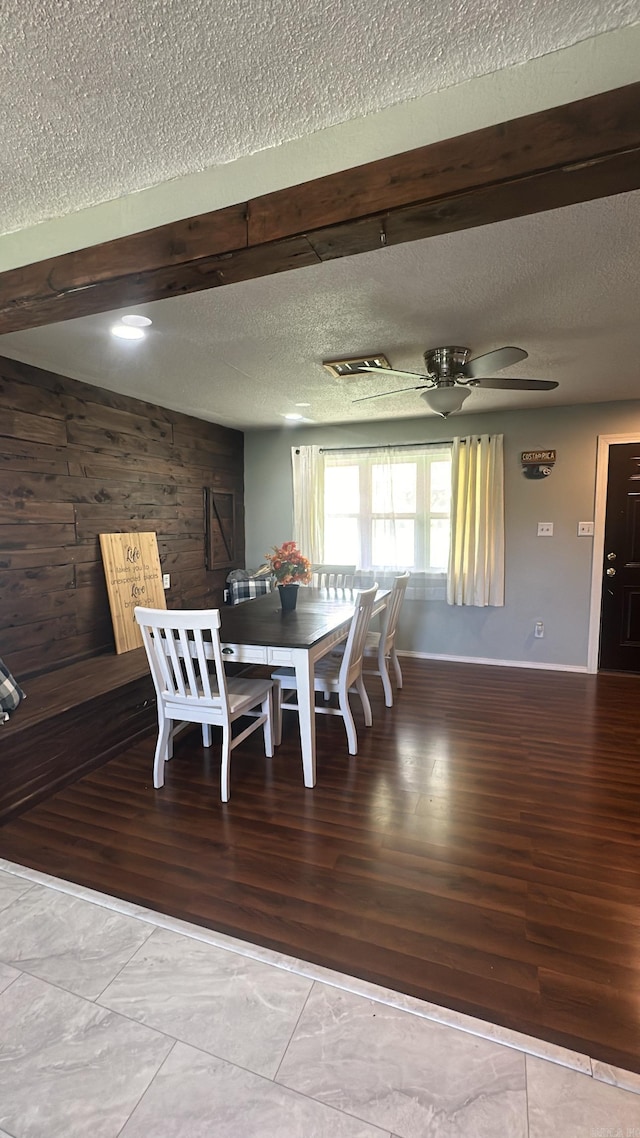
[0,354,244,680]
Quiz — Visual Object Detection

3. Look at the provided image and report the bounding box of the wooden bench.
[1,649,156,823]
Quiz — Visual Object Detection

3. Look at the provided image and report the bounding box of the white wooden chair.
[365,571,410,706]
[311,563,357,590]
[134,606,274,802]
[332,571,410,706]
[271,583,378,755]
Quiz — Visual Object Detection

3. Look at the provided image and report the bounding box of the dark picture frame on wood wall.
[204,487,237,570]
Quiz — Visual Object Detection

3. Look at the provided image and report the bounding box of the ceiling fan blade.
[470,377,559,390]
[350,365,430,383]
[463,346,528,379]
[352,383,433,403]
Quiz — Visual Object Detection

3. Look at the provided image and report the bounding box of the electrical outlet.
[537,522,553,537]
[163,573,170,589]
[535,621,544,638]
[578,521,594,536]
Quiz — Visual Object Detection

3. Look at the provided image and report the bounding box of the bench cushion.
[0,657,26,724]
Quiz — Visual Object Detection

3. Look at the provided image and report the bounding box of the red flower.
[265,541,312,585]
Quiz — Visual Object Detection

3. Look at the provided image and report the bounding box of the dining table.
[217,585,389,787]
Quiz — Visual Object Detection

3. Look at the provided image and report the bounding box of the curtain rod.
[317,441,453,454]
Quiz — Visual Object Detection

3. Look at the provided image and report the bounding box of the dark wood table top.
[219,587,388,649]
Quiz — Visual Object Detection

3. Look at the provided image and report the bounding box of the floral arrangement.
[265,541,312,585]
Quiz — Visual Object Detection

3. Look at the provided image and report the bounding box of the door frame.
[587,432,640,673]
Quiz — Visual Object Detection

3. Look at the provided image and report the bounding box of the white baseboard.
[396,650,589,674]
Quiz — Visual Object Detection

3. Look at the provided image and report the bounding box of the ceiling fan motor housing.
[423,346,470,383]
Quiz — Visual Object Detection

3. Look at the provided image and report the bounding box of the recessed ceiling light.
[121,314,152,327]
[283,412,304,421]
[111,323,145,340]
[295,402,311,408]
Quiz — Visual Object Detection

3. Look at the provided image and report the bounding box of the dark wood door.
[599,441,640,672]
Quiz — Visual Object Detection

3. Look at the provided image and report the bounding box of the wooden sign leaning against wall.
[99,532,166,654]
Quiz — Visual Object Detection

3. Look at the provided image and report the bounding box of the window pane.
[325,465,359,512]
[324,518,359,564]
[372,519,414,567]
[323,448,451,572]
[430,460,451,512]
[372,463,416,512]
[430,519,450,570]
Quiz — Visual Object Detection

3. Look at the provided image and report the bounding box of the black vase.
[278,583,299,612]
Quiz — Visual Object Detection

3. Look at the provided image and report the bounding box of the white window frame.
[323,445,452,574]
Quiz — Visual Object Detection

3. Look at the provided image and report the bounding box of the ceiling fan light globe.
[421,385,471,417]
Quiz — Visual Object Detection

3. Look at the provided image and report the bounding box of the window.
[323,446,452,572]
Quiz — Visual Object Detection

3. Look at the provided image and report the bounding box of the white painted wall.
[244,400,640,669]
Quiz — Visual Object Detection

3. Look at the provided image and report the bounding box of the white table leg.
[293,647,316,787]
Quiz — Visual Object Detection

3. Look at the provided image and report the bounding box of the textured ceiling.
[2,1,639,427]
[3,190,639,428]
[1,0,639,234]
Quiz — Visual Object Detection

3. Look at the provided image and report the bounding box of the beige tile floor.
[0,858,639,1138]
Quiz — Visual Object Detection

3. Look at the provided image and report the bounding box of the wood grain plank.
[0,410,66,446]
[6,627,115,679]
[60,395,173,445]
[0,565,75,598]
[0,499,75,523]
[0,521,77,548]
[0,373,68,419]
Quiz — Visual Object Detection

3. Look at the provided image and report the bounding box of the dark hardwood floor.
[2,658,640,1072]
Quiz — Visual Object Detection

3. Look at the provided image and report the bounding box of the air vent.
[322,354,391,379]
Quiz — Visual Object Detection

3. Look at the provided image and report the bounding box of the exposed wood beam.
[0,206,247,334]
[1,82,639,335]
[308,148,640,261]
[249,82,640,242]
[0,236,320,331]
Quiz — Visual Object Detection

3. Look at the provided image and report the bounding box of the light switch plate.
[578,521,594,536]
[163,573,170,588]
[537,522,554,537]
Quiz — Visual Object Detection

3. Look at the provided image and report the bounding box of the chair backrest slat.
[380,572,410,654]
[166,626,189,697]
[178,626,202,698]
[312,563,357,590]
[340,584,378,689]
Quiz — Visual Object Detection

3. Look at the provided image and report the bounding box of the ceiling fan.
[325,345,558,417]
